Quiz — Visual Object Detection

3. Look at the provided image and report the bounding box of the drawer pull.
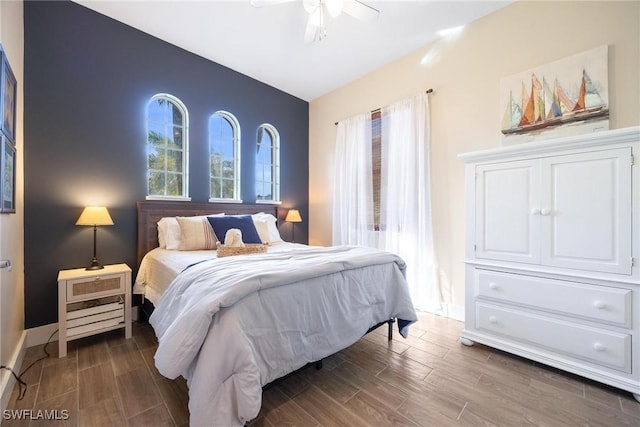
[488,315,498,324]
[593,342,606,352]
[489,282,499,290]
[593,300,606,309]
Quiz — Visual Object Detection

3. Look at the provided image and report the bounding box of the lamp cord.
[0,329,57,401]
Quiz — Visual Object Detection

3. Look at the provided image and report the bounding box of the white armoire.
[459,126,640,402]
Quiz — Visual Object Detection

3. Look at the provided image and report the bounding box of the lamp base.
[85,257,104,270]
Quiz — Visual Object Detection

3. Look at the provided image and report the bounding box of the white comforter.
[149,245,417,426]
[134,242,310,305]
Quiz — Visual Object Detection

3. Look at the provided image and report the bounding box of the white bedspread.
[148,245,417,426]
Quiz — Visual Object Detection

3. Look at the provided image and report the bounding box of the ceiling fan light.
[325,0,344,18]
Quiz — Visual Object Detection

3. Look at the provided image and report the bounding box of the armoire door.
[540,147,632,274]
[475,159,541,264]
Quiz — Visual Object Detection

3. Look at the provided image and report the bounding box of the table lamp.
[285,209,302,243]
[76,206,114,270]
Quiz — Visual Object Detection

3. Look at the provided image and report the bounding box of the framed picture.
[500,45,609,145]
[0,46,16,142]
[1,134,15,213]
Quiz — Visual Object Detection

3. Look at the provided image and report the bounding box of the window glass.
[209,112,241,201]
[255,124,280,203]
[146,94,189,199]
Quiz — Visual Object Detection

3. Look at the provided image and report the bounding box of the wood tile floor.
[3,313,639,426]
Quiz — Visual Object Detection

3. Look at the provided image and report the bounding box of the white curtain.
[332,113,375,247]
[380,93,440,311]
[333,93,441,311]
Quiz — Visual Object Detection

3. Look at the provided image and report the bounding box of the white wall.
[309,1,640,312]
[0,0,25,410]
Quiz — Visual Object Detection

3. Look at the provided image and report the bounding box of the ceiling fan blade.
[250,0,297,7]
[303,10,321,43]
[342,0,379,21]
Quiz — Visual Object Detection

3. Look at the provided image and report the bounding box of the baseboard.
[26,323,59,348]
[420,303,465,322]
[1,330,27,413]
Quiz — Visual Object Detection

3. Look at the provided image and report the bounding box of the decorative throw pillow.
[176,216,218,250]
[207,215,262,244]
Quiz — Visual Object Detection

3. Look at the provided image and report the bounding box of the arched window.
[255,124,280,203]
[209,111,241,202]
[146,94,189,200]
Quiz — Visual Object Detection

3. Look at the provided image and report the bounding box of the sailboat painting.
[500,46,609,144]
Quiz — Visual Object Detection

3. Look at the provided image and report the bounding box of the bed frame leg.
[388,318,395,341]
[315,360,323,370]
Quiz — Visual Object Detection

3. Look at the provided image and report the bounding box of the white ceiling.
[74,0,512,101]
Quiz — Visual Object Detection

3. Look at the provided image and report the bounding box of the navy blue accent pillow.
[207,215,263,244]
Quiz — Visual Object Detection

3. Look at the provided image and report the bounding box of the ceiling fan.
[251,0,380,43]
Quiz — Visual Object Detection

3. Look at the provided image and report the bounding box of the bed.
[134,201,418,426]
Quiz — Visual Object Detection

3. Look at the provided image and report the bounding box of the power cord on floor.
[0,329,58,401]
[0,366,27,400]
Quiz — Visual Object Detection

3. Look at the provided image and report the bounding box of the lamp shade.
[76,206,114,226]
[285,209,302,223]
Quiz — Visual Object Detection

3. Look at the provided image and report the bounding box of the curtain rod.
[334,88,433,126]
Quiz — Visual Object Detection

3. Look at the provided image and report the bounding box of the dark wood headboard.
[136,201,279,267]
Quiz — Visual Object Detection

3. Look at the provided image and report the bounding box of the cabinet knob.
[531,208,541,215]
[488,315,498,324]
[593,300,606,309]
[540,208,551,216]
[489,282,499,290]
[593,342,606,352]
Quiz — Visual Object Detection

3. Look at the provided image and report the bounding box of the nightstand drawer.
[66,273,124,302]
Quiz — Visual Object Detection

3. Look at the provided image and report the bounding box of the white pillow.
[252,213,283,243]
[253,219,271,244]
[176,216,218,250]
[157,220,167,248]
[158,217,181,250]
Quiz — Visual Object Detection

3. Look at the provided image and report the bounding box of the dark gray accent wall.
[24,1,309,328]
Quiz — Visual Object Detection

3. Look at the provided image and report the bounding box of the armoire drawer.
[476,269,632,326]
[476,303,631,373]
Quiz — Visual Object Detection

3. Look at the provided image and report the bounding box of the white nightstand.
[57,263,132,357]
